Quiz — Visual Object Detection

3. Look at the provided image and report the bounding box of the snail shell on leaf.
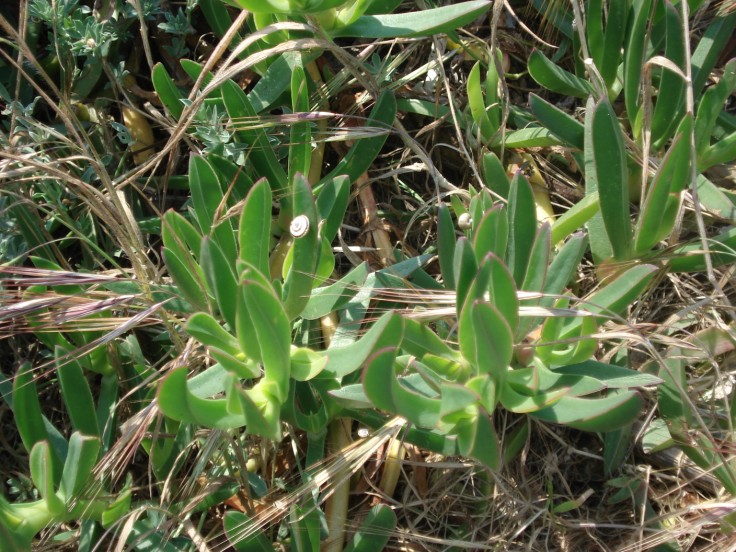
[457,212,473,229]
[289,215,310,238]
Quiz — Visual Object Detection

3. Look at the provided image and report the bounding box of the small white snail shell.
[457,212,473,229]
[289,215,310,238]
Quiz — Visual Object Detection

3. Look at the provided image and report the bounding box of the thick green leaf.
[455,412,500,469]
[453,237,478,318]
[634,117,692,253]
[210,348,260,380]
[506,172,536,285]
[29,441,64,515]
[290,503,321,552]
[624,0,654,135]
[283,381,330,433]
[657,351,692,426]
[559,264,657,341]
[528,49,595,98]
[56,347,99,437]
[316,174,350,244]
[282,174,319,320]
[515,223,550,339]
[459,300,513,385]
[333,1,491,38]
[484,254,519,335]
[228,0,346,14]
[151,63,184,120]
[531,392,642,432]
[587,0,604,70]
[59,432,100,499]
[328,383,373,409]
[698,130,736,170]
[481,152,510,199]
[440,383,478,424]
[591,98,630,260]
[529,93,584,149]
[161,247,208,312]
[363,347,441,428]
[691,11,736,98]
[201,237,239,329]
[467,61,495,143]
[693,173,736,220]
[324,311,400,377]
[599,0,628,93]
[506,364,603,398]
[500,384,569,414]
[288,66,311,186]
[584,97,613,263]
[13,362,53,456]
[493,127,562,148]
[189,156,235,256]
[502,418,529,466]
[290,347,327,381]
[158,367,245,429]
[473,205,508,264]
[221,80,288,199]
[550,193,599,245]
[520,223,550,295]
[316,92,396,191]
[537,309,598,366]
[224,511,273,552]
[301,262,369,320]
[438,204,456,290]
[186,313,241,356]
[651,3,686,149]
[239,178,272,277]
[667,226,736,272]
[695,59,736,154]
[208,154,256,202]
[603,421,634,475]
[343,504,396,552]
[402,317,461,362]
[161,211,209,311]
[248,54,301,111]
[554,361,663,389]
[242,280,291,402]
[544,233,587,298]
